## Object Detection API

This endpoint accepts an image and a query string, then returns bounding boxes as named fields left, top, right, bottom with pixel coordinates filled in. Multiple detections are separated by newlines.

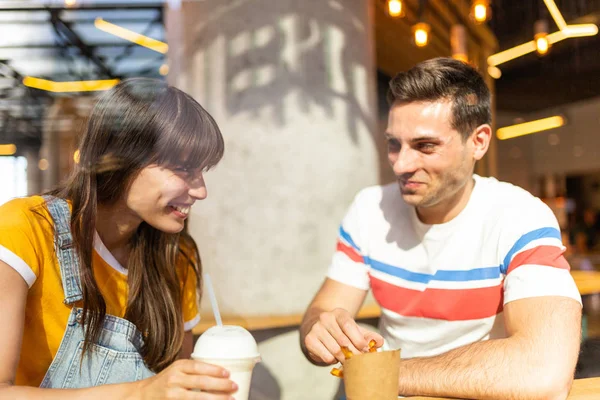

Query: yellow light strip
left=0, top=144, right=17, bottom=156
left=488, top=0, right=597, bottom=67
left=488, top=30, right=567, bottom=66
left=487, top=65, right=502, bottom=79
left=94, top=18, right=168, bottom=54
left=23, top=77, right=119, bottom=92
left=563, top=24, right=599, bottom=38
left=543, top=0, right=567, bottom=30
left=497, top=116, right=565, bottom=140
left=546, top=30, right=567, bottom=43
left=487, top=41, right=537, bottom=66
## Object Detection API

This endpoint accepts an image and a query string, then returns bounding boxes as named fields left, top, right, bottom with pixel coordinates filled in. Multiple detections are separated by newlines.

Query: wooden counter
left=571, top=270, right=600, bottom=296
left=192, top=303, right=382, bottom=335
left=406, top=377, right=600, bottom=399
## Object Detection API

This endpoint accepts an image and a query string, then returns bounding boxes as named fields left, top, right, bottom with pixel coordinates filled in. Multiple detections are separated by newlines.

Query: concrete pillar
left=40, top=97, right=88, bottom=192
left=24, top=148, right=41, bottom=195
left=166, top=0, right=379, bottom=317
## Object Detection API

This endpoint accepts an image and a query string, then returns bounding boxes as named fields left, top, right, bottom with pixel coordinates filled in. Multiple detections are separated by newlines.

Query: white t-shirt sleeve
left=499, top=197, right=581, bottom=305
left=326, top=190, right=371, bottom=291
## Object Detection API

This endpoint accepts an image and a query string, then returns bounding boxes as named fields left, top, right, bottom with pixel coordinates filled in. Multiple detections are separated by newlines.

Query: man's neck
left=416, top=177, right=475, bottom=225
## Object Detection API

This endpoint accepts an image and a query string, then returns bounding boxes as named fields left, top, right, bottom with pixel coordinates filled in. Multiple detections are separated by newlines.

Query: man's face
left=386, top=100, right=476, bottom=209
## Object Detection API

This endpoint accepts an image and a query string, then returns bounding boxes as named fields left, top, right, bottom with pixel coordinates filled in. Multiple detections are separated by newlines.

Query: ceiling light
left=543, top=0, right=567, bottom=30
left=388, top=0, right=404, bottom=17
left=95, top=18, right=168, bottom=54
left=562, top=24, right=599, bottom=38
left=487, top=30, right=566, bottom=66
left=451, top=25, right=468, bottom=63
left=471, top=0, right=490, bottom=24
left=487, top=65, right=502, bottom=79
left=412, top=22, right=430, bottom=47
left=159, top=64, right=169, bottom=76
left=534, top=20, right=551, bottom=56
left=0, top=144, right=16, bottom=156
left=497, top=116, right=565, bottom=140
left=23, top=77, right=119, bottom=92
left=38, top=158, right=49, bottom=171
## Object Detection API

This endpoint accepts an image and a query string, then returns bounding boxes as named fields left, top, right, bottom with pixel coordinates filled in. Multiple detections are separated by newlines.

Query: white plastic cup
left=191, top=325, right=261, bottom=400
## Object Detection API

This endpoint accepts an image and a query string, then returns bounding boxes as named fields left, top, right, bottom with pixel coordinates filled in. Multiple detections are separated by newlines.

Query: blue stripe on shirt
left=500, top=227, right=561, bottom=274
left=364, top=256, right=501, bottom=284
left=339, top=225, right=361, bottom=252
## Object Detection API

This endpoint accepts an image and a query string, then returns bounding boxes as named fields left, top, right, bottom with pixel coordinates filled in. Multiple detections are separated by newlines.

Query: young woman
left=0, top=79, right=238, bottom=399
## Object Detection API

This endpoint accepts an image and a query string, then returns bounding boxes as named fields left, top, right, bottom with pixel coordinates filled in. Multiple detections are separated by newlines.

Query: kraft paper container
left=343, top=349, right=401, bottom=400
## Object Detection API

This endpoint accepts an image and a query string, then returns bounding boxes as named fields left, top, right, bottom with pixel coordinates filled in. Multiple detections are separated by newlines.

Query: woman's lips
left=168, top=205, right=191, bottom=218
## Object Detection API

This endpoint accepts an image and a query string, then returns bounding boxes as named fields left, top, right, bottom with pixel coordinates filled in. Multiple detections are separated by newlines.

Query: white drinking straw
left=204, top=273, right=223, bottom=326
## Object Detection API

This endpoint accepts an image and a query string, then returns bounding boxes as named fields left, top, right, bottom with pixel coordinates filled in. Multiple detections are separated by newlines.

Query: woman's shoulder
left=0, top=195, right=49, bottom=225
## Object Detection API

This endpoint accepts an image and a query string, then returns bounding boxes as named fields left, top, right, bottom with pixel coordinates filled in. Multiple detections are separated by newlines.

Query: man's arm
left=300, top=278, right=382, bottom=366
left=396, top=296, right=581, bottom=400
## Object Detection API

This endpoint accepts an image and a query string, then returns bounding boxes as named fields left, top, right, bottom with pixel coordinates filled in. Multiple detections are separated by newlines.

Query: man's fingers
left=358, top=325, right=385, bottom=351
left=320, top=319, right=362, bottom=358
left=305, top=334, right=338, bottom=364
left=337, top=316, right=369, bottom=352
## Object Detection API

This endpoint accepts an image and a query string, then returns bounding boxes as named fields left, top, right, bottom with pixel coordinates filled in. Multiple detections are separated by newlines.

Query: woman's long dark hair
left=54, top=78, right=223, bottom=371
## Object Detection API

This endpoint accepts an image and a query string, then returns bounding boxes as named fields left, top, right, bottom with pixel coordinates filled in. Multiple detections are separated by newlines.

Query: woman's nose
left=188, top=173, right=207, bottom=200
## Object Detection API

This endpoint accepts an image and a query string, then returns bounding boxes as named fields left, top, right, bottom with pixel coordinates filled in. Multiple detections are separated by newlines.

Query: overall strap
left=42, top=195, right=83, bottom=304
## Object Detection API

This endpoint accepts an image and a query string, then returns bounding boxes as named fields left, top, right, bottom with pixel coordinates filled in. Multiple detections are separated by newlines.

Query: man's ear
left=471, top=124, right=492, bottom=161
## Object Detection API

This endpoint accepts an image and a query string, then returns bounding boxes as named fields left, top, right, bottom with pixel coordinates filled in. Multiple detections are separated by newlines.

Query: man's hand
left=303, top=308, right=384, bottom=365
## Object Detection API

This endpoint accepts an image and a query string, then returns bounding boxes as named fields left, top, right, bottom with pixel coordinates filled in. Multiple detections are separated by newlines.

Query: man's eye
left=387, top=140, right=400, bottom=150
left=418, top=143, right=435, bottom=151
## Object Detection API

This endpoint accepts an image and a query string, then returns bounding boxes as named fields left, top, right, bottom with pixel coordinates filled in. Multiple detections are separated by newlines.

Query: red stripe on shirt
left=336, top=241, right=363, bottom=263
left=369, top=275, right=503, bottom=321
left=507, top=245, right=570, bottom=275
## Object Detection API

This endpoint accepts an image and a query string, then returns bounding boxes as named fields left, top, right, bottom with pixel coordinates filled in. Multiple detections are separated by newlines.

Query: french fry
left=340, top=346, right=353, bottom=359
left=368, top=339, right=377, bottom=352
left=330, top=367, right=344, bottom=378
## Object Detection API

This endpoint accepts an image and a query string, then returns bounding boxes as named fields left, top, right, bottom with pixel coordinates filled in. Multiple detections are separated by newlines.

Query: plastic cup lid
left=191, top=325, right=260, bottom=360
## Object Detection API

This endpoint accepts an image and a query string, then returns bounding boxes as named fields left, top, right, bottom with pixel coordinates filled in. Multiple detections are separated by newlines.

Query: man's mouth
left=400, top=180, right=424, bottom=189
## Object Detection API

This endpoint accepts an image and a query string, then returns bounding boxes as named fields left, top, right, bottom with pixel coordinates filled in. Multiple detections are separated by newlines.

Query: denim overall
left=39, top=195, right=154, bottom=388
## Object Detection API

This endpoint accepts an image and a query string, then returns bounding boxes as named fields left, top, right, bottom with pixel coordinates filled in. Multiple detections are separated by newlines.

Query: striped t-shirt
left=327, top=175, right=581, bottom=359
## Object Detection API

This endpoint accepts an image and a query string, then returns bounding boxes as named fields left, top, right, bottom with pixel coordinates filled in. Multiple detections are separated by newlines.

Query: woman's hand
left=135, top=359, right=237, bottom=399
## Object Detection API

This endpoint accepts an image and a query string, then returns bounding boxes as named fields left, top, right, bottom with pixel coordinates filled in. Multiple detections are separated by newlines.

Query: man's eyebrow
left=410, top=136, right=440, bottom=143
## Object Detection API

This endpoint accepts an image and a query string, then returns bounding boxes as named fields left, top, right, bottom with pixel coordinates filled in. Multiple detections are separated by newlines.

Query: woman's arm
left=0, top=261, right=235, bottom=400
left=0, top=260, right=28, bottom=388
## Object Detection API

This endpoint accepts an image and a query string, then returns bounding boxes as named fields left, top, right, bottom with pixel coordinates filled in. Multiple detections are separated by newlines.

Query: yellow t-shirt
left=0, top=196, right=200, bottom=386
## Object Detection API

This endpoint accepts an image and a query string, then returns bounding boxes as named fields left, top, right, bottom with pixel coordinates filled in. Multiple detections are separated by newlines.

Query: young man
left=300, top=57, right=582, bottom=400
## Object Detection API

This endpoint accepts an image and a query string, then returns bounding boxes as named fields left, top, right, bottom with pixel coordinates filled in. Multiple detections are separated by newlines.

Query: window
left=0, top=156, right=27, bottom=206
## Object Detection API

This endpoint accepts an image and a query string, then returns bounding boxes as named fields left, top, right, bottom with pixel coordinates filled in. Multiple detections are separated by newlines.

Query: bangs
left=152, top=89, right=224, bottom=171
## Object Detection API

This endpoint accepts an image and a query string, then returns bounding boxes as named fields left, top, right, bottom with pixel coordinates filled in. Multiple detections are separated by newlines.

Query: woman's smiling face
left=124, top=164, right=207, bottom=234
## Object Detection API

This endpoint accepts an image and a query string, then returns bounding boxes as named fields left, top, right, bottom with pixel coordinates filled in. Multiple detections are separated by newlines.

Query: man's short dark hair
left=387, top=57, right=491, bottom=140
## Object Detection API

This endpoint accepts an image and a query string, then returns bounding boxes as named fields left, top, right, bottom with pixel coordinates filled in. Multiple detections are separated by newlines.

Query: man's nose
left=392, top=148, right=419, bottom=176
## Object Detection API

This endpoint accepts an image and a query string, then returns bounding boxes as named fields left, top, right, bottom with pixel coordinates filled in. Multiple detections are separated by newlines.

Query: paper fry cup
left=343, top=349, right=401, bottom=400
